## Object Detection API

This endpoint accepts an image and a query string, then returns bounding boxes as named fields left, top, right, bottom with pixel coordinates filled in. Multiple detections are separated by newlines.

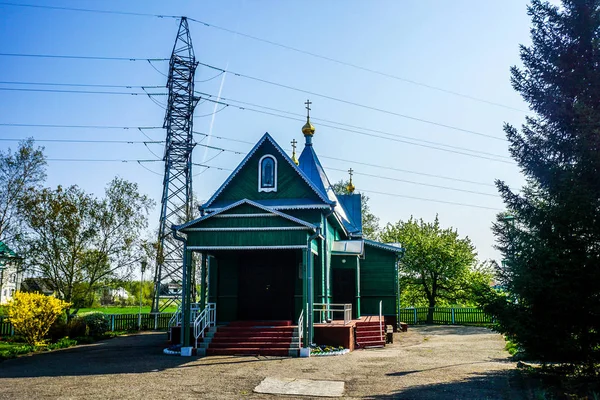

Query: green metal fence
left=0, top=316, right=14, bottom=336
left=0, top=313, right=175, bottom=337
left=399, top=307, right=493, bottom=325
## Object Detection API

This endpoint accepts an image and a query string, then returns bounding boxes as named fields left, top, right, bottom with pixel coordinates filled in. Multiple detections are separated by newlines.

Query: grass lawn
left=77, top=306, right=178, bottom=314
left=0, top=342, right=26, bottom=351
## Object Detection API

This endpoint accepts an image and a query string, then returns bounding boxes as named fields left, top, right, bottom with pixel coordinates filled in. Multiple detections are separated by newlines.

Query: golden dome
left=346, top=168, right=355, bottom=193
left=346, top=181, right=355, bottom=193
left=302, top=119, right=315, bottom=136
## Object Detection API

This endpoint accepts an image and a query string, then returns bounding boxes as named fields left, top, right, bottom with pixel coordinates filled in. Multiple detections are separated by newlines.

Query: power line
left=0, top=87, right=167, bottom=96
left=359, top=189, right=501, bottom=211
left=0, top=80, right=164, bottom=89
left=193, top=130, right=499, bottom=187
left=0, top=123, right=500, bottom=187
left=42, top=157, right=500, bottom=211
left=0, top=2, right=524, bottom=112
left=198, top=91, right=512, bottom=160
left=198, top=97, right=514, bottom=163
left=46, top=158, right=161, bottom=162
left=197, top=62, right=508, bottom=142
left=0, top=137, right=162, bottom=144
left=319, top=154, right=496, bottom=188
left=0, top=2, right=178, bottom=19
left=186, top=19, right=526, bottom=113
left=0, top=80, right=511, bottom=160
left=325, top=167, right=497, bottom=198
left=0, top=52, right=168, bottom=62
left=0, top=123, right=162, bottom=130
left=1, top=77, right=510, bottom=158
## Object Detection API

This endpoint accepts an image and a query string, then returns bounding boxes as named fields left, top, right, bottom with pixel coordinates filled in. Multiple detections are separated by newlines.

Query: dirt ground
left=0, top=325, right=524, bottom=399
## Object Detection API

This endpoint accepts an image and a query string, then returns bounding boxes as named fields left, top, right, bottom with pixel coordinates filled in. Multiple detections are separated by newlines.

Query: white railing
left=297, top=308, right=304, bottom=349
left=193, top=303, right=216, bottom=348
left=169, top=302, right=202, bottom=327
left=379, top=300, right=384, bottom=341
left=313, top=303, right=352, bottom=325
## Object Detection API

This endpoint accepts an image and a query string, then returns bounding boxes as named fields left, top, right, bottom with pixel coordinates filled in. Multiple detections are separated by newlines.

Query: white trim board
left=187, top=245, right=308, bottom=251
left=184, top=226, right=311, bottom=232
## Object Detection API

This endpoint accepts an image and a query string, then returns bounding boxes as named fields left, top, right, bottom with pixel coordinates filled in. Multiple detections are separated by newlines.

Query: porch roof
left=364, top=239, right=404, bottom=254
left=331, top=240, right=364, bottom=255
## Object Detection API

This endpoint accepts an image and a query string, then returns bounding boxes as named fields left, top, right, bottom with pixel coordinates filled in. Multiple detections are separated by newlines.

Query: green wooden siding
left=331, top=255, right=357, bottom=270
left=215, top=254, right=238, bottom=322
left=360, top=245, right=398, bottom=316
left=221, top=203, right=270, bottom=214
left=212, top=140, right=323, bottom=204
left=285, top=209, right=323, bottom=225
left=187, top=230, right=310, bottom=247
left=186, top=215, right=304, bottom=229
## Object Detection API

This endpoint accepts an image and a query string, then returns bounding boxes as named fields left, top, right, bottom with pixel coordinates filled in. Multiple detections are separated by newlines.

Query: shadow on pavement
left=412, top=325, right=495, bottom=336
left=0, top=332, right=192, bottom=378
left=0, top=332, right=293, bottom=379
left=386, top=360, right=512, bottom=377
left=368, top=369, right=527, bottom=400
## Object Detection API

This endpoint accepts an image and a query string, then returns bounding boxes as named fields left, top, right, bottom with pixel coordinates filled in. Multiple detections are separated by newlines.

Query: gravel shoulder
left=0, top=325, right=523, bottom=399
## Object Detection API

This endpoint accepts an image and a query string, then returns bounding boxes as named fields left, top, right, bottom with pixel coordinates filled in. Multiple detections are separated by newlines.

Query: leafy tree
left=380, top=216, right=478, bottom=322
left=0, top=138, right=46, bottom=246
left=332, top=180, right=380, bottom=239
left=19, top=178, right=154, bottom=313
left=480, top=0, right=600, bottom=370
left=7, top=291, right=70, bottom=345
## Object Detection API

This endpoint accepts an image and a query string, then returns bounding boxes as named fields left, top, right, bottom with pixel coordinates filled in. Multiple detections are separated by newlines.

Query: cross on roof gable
left=201, top=133, right=334, bottom=209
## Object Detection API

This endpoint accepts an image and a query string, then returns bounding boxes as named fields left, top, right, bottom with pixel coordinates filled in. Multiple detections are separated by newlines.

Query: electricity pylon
left=151, top=17, right=199, bottom=312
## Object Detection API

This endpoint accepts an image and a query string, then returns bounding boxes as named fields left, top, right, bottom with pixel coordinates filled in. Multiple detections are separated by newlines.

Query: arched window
left=258, top=155, right=277, bottom=192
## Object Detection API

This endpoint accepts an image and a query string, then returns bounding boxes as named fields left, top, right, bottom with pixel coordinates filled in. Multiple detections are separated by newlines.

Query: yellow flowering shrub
left=6, top=292, right=71, bottom=346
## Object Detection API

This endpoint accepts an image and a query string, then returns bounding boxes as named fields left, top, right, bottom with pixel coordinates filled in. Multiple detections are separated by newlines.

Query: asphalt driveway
left=0, top=326, right=523, bottom=399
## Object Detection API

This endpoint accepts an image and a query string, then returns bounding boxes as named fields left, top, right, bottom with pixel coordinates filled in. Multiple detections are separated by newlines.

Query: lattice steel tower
left=152, top=17, right=199, bottom=312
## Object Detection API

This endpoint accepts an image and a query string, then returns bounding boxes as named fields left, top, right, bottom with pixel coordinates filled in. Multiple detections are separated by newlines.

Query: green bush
left=47, top=318, right=69, bottom=342
left=79, top=312, right=110, bottom=337
left=47, top=337, right=77, bottom=350
left=67, top=318, right=88, bottom=338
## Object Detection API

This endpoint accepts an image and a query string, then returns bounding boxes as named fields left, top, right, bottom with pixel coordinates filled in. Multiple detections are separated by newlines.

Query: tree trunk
left=427, top=297, right=435, bottom=324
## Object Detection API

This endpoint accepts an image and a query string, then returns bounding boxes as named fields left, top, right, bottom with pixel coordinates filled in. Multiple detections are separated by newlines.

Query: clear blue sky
left=0, top=0, right=534, bottom=262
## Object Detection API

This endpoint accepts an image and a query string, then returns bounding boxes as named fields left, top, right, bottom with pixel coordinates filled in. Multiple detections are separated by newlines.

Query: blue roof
left=364, top=239, right=404, bottom=254
left=298, top=143, right=352, bottom=229
left=337, top=194, right=362, bottom=234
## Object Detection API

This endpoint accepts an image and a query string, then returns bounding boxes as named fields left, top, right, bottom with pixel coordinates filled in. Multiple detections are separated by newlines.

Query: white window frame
left=258, top=154, right=277, bottom=192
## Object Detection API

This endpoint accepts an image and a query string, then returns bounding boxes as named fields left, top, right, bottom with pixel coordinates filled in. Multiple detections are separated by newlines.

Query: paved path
left=0, top=326, right=524, bottom=399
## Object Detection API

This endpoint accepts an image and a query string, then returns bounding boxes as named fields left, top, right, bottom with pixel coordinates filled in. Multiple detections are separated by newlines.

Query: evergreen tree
left=483, top=0, right=600, bottom=370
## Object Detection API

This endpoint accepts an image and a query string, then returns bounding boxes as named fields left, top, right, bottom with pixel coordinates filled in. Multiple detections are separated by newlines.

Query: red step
left=355, top=320, right=385, bottom=349
left=211, top=337, right=293, bottom=343
left=356, top=326, right=381, bottom=332
left=206, top=348, right=294, bottom=356
left=227, top=320, right=292, bottom=327
left=209, top=342, right=292, bottom=349
left=202, top=321, right=297, bottom=357
left=358, top=340, right=386, bottom=348
left=217, top=326, right=295, bottom=333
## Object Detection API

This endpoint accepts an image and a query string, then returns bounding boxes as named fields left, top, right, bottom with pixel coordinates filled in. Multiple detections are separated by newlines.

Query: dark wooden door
left=332, top=268, right=357, bottom=319
left=237, top=252, right=295, bottom=320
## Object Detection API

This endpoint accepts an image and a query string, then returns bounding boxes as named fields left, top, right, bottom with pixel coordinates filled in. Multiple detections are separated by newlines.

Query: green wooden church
left=172, top=104, right=402, bottom=355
